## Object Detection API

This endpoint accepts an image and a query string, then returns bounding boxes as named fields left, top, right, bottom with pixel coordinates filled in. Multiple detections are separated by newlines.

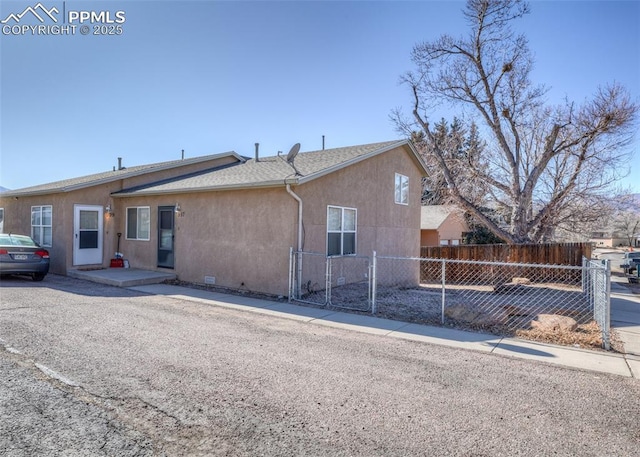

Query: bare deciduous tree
left=393, top=0, right=638, bottom=244
left=616, top=212, right=640, bottom=248
left=613, top=195, right=640, bottom=247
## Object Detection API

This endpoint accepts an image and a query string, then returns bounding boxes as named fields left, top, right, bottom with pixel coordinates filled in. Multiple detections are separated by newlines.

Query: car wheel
left=32, top=273, right=46, bottom=282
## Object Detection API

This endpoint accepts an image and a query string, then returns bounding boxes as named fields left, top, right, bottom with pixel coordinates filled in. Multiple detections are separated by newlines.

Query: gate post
left=325, top=256, right=331, bottom=306
left=288, top=247, right=294, bottom=302
left=441, top=259, right=446, bottom=324
left=603, top=259, right=611, bottom=350
left=371, top=251, right=377, bottom=315
left=581, top=256, right=587, bottom=295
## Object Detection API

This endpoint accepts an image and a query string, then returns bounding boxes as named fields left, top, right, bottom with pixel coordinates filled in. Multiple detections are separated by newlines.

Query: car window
left=0, top=235, right=37, bottom=247
left=12, top=236, right=36, bottom=246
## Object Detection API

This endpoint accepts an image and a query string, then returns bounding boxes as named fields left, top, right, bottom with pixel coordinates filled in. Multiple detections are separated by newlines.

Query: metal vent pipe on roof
left=322, top=135, right=325, bottom=150
left=255, top=143, right=259, bottom=162
left=117, top=157, right=123, bottom=170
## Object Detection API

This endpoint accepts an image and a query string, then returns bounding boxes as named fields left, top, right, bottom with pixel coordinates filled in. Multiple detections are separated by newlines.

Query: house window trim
left=31, top=205, right=53, bottom=247
left=327, top=205, right=357, bottom=257
left=126, top=206, right=151, bottom=241
left=395, top=173, right=409, bottom=205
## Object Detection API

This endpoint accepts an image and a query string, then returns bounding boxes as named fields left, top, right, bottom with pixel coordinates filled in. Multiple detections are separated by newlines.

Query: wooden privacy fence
left=420, top=243, right=593, bottom=284
left=421, top=243, right=592, bottom=265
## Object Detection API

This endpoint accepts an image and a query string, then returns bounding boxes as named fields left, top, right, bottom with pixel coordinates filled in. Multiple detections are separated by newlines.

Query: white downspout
left=286, top=184, right=303, bottom=298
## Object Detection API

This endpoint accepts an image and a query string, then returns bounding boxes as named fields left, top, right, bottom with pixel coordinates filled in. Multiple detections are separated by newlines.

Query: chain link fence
left=289, top=250, right=611, bottom=348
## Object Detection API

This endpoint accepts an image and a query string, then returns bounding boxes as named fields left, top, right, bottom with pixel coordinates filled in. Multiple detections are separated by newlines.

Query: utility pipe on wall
left=286, top=184, right=303, bottom=298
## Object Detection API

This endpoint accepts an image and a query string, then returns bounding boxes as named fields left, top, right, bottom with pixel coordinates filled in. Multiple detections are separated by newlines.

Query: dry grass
left=515, top=321, right=603, bottom=350
left=515, top=321, right=626, bottom=353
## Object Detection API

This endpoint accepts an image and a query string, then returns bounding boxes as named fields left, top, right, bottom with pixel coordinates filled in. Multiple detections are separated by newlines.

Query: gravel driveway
left=1, top=274, right=639, bottom=456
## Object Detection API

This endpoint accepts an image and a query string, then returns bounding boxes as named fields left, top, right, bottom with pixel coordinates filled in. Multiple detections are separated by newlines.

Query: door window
left=79, top=210, right=99, bottom=249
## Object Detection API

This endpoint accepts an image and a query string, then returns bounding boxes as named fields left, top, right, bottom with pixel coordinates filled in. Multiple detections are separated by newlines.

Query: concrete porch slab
left=68, top=268, right=176, bottom=287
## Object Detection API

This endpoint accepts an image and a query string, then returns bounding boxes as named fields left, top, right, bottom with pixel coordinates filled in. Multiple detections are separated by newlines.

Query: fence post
left=581, top=256, right=586, bottom=295
left=591, top=261, right=598, bottom=313
left=325, top=256, right=331, bottom=306
left=441, top=259, right=446, bottom=324
left=288, top=247, right=294, bottom=302
left=371, top=251, right=377, bottom=315
left=603, top=259, right=611, bottom=351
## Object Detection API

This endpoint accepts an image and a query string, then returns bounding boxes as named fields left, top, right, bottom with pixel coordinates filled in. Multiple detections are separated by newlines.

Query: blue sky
left=1, top=0, right=639, bottom=192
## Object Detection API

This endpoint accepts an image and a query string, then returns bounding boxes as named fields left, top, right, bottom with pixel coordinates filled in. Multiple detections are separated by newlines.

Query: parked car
left=619, top=252, right=640, bottom=270
left=0, top=234, right=50, bottom=281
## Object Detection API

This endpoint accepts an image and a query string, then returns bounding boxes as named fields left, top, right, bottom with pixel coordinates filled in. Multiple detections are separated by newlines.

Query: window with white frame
left=31, top=205, right=52, bottom=246
left=395, top=173, right=409, bottom=205
left=327, top=206, right=357, bottom=256
left=126, top=207, right=150, bottom=240
left=0, top=208, right=4, bottom=233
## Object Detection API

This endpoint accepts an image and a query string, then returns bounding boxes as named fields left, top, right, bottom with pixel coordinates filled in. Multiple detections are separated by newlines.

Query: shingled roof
left=2, top=152, right=243, bottom=198
left=2, top=140, right=424, bottom=199
left=113, top=140, right=424, bottom=196
left=421, top=205, right=464, bottom=230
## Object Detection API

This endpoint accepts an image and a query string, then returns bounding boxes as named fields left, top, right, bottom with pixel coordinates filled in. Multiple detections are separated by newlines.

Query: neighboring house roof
left=421, top=205, right=465, bottom=230
left=113, top=140, right=425, bottom=197
left=590, top=233, right=627, bottom=239
left=1, top=152, right=244, bottom=197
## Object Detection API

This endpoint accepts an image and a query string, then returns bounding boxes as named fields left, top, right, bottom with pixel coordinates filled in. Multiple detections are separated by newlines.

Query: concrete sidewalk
left=129, top=283, right=640, bottom=379
left=610, top=279, right=640, bottom=364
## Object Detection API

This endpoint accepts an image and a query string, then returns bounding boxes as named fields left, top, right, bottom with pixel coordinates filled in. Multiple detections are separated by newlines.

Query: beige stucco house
left=0, top=140, right=427, bottom=296
left=589, top=232, right=633, bottom=248
left=420, top=205, right=468, bottom=246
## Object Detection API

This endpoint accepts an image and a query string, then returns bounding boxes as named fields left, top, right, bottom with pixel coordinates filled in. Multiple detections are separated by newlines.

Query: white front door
left=73, top=205, right=103, bottom=266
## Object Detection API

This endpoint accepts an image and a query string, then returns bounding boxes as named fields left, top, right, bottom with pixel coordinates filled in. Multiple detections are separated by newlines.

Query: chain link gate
left=289, top=249, right=372, bottom=311
left=583, top=257, right=611, bottom=350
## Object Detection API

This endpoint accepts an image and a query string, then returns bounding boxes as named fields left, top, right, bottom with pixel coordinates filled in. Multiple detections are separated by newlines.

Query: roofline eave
left=111, top=178, right=300, bottom=197
left=296, top=139, right=427, bottom=185
left=1, top=151, right=244, bottom=198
